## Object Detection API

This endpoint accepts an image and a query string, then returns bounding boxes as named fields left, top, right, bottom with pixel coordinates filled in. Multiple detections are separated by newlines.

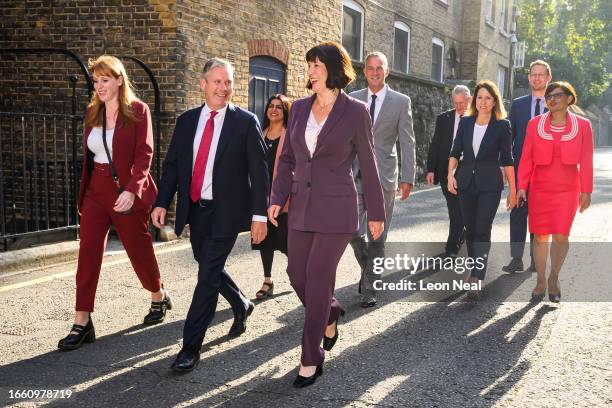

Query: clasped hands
left=448, top=176, right=517, bottom=211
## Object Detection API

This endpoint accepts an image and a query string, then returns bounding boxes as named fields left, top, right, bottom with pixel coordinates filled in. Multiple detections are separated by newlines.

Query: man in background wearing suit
left=502, top=60, right=551, bottom=273
left=151, top=57, right=269, bottom=372
left=426, top=85, right=471, bottom=256
left=349, top=51, right=416, bottom=308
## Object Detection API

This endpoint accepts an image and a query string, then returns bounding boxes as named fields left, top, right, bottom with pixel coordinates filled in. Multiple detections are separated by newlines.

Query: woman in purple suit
left=268, top=42, right=385, bottom=388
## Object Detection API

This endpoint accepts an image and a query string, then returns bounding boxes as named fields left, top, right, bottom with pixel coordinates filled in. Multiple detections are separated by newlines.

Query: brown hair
left=545, top=81, right=577, bottom=106
left=305, top=42, right=356, bottom=90
left=529, top=59, right=552, bottom=76
left=467, top=80, right=507, bottom=120
left=85, top=55, right=140, bottom=128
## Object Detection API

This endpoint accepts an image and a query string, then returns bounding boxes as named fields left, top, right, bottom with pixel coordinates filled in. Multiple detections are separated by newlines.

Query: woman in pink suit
left=517, top=81, right=593, bottom=303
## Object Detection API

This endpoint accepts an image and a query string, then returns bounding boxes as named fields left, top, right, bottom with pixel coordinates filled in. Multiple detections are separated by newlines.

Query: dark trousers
left=182, top=203, right=248, bottom=352
left=458, top=183, right=502, bottom=280
left=440, top=178, right=465, bottom=255
left=510, top=164, right=534, bottom=260
left=288, top=228, right=352, bottom=366
left=76, top=164, right=161, bottom=312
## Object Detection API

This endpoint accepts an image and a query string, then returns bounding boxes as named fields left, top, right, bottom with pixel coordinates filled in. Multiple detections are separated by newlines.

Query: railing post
left=70, top=75, right=80, bottom=240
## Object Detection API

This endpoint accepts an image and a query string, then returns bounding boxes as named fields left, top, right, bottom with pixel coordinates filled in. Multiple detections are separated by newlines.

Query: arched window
left=393, top=21, right=410, bottom=73
left=342, top=0, right=364, bottom=61
left=431, top=37, right=445, bottom=82
left=248, top=56, right=286, bottom=125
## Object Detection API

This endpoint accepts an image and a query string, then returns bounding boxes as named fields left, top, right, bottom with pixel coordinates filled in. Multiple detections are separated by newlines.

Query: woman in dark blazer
left=268, top=42, right=385, bottom=387
left=447, top=80, right=516, bottom=299
left=58, top=55, right=170, bottom=351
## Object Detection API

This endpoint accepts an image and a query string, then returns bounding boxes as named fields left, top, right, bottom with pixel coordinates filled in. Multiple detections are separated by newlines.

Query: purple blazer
left=271, top=91, right=385, bottom=233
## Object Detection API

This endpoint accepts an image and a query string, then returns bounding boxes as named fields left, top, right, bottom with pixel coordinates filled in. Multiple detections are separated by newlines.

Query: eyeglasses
left=544, top=92, right=567, bottom=101
left=268, top=104, right=283, bottom=110
left=529, top=73, right=549, bottom=78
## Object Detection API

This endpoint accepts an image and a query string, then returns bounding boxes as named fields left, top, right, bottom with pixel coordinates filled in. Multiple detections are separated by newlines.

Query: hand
left=251, top=221, right=267, bottom=244
left=151, top=207, right=167, bottom=229
left=579, top=192, right=591, bottom=213
left=399, top=183, right=413, bottom=201
left=506, top=190, right=517, bottom=211
left=267, top=205, right=281, bottom=227
left=501, top=167, right=507, bottom=185
left=517, top=189, right=527, bottom=207
left=114, top=190, right=135, bottom=213
left=447, top=176, right=458, bottom=195
left=368, top=221, right=385, bottom=241
left=426, top=172, right=434, bottom=185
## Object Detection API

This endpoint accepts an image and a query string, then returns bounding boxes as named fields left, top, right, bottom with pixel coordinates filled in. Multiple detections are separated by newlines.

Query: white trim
left=342, top=0, right=364, bottom=61
left=537, top=112, right=579, bottom=141
left=431, top=37, right=445, bottom=82
left=392, top=21, right=411, bottom=73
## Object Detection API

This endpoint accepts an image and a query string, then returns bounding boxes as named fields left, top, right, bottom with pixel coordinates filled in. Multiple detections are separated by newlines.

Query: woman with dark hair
left=268, top=42, right=385, bottom=387
left=58, top=55, right=170, bottom=351
left=517, top=81, right=593, bottom=303
left=252, top=94, right=291, bottom=300
left=447, top=80, right=516, bottom=299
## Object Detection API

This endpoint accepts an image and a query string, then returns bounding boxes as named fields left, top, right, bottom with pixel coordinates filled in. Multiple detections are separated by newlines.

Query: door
left=248, top=56, right=286, bottom=124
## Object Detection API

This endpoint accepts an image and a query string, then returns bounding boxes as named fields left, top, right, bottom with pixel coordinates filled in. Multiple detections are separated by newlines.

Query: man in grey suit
left=349, top=51, right=416, bottom=308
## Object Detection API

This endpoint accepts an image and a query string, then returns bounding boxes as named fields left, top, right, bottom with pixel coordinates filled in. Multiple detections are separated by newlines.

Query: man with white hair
left=426, top=85, right=472, bottom=256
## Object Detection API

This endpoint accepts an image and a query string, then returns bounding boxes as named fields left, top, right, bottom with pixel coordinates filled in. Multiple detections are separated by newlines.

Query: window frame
left=431, top=37, right=445, bottom=82
left=392, top=21, right=411, bottom=74
left=342, top=0, right=365, bottom=61
left=498, top=65, right=507, bottom=98
left=485, top=0, right=495, bottom=25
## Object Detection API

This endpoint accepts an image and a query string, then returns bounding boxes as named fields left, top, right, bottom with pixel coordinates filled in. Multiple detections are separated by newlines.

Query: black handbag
left=101, top=105, right=132, bottom=214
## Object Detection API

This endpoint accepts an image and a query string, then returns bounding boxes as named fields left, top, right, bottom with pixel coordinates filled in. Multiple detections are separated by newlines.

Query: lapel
left=374, top=87, right=394, bottom=132
left=475, top=116, right=497, bottom=160
left=314, top=91, right=348, bottom=155
left=292, top=95, right=314, bottom=156
left=444, top=110, right=456, bottom=146
left=187, top=105, right=205, bottom=172
left=213, top=103, right=236, bottom=167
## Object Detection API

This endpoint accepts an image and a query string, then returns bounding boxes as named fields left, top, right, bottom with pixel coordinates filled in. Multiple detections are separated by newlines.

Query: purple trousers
left=287, top=228, right=352, bottom=366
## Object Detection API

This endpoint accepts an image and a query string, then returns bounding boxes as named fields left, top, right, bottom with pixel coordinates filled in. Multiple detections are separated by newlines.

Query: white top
left=192, top=103, right=266, bottom=222
left=472, top=124, right=488, bottom=157
left=87, top=127, right=115, bottom=163
left=305, top=111, right=327, bottom=157
left=367, top=84, right=388, bottom=125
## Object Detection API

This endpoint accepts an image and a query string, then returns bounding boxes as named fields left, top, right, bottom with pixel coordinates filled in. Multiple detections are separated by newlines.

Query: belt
left=193, top=199, right=214, bottom=208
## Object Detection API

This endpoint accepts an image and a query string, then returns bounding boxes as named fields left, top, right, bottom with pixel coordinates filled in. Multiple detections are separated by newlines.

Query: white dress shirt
left=87, top=127, right=114, bottom=163
left=305, top=110, right=326, bottom=157
left=193, top=103, right=266, bottom=222
left=472, top=124, right=488, bottom=157
left=367, top=84, right=388, bottom=125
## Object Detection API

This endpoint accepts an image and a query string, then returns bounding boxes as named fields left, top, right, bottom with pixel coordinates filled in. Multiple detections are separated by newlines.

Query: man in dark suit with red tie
left=502, top=60, right=551, bottom=273
left=426, top=85, right=471, bottom=256
left=152, top=57, right=269, bottom=372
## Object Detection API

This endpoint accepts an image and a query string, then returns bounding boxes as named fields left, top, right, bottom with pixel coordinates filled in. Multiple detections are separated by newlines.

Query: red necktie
left=190, top=110, right=217, bottom=202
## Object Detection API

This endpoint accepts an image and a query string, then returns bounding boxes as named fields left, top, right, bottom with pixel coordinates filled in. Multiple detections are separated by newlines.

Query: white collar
left=367, top=84, right=388, bottom=101
left=537, top=111, right=579, bottom=141
left=203, top=103, right=229, bottom=117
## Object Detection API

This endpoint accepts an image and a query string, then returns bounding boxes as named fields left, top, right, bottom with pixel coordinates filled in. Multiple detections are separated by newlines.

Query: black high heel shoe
left=548, top=281, right=561, bottom=303
left=323, top=310, right=345, bottom=351
left=293, top=364, right=323, bottom=388
left=144, top=286, right=173, bottom=325
left=58, top=316, right=95, bottom=351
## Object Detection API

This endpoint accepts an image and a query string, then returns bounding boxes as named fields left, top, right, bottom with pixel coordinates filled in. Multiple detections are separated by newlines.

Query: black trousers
left=459, top=183, right=502, bottom=280
left=183, top=203, right=247, bottom=352
left=509, top=164, right=534, bottom=260
left=440, top=178, right=465, bottom=255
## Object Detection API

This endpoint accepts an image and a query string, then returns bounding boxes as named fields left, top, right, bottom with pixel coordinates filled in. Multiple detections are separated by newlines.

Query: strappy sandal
left=143, top=287, right=173, bottom=325
left=255, top=282, right=274, bottom=300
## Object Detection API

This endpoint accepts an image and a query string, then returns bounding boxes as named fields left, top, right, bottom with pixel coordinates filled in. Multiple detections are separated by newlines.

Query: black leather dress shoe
left=502, top=257, right=524, bottom=273
left=171, top=349, right=200, bottom=373
left=293, top=364, right=323, bottom=388
left=228, top=302, right=254, bottom=337
left=58, top=317, right=95, bottom=351
left=360, top=298, right=377, bottom=308
left=143, top=287, right=173, bottom=325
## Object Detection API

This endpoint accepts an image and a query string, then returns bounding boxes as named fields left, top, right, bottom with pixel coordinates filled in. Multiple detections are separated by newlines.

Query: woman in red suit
left=58, top=55, right=171, bottom=351
left=517, top=81, right=593, bottom=303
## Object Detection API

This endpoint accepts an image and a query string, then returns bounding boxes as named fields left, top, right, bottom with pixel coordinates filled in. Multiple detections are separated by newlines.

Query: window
left=342, top=0, right=364, bottom=61
left=431, top=37, right=444, bottom=82
left=500, top=0, right=509, bottom=32
left=498, top=65, right=507, bottom=98
left=485, top=0, right=494, bottom=24
left=393, top=22, right=410, bottom=73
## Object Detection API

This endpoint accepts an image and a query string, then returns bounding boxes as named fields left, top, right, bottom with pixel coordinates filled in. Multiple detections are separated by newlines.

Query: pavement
left=0, top=148, right=611, bottom=407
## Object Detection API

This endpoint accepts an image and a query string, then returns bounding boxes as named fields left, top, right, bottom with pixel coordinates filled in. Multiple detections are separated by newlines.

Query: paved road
left=1, top=149, right=611, bottom=407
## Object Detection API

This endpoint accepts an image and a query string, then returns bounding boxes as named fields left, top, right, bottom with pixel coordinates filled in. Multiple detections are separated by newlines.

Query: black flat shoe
left=293, top=364, right=323, bottom=388
left=323, top=310, right=345, bottom=351
left=171, top=349, right=200, bottom=373
left=144, top=287, right=173, bottom=325
left=58, top=317, right=95, bottom=351
left=549, top=289, right=561, bottom=303
left=360, top=298, right=377, bottom=308
left=502, top=257, right=524, bottom=273
left=228, top=301, right=254, bottom=337
left=530, top=290, right=546, bottom=303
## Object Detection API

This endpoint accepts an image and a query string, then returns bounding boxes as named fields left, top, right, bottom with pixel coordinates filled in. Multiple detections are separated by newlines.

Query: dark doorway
left=248, top=56, right=286, bottom=124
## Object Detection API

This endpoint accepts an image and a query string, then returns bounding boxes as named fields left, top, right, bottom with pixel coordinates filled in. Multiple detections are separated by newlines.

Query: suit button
left=472, top=170, right=475, bottom=174
left=307, top=182, right=311, bottom=187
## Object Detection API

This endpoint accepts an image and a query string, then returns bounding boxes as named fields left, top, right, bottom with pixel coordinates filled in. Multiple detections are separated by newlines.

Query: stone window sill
left=485, top=20, right=496, bottom=30
left=434, top=0, right=449, bottom=9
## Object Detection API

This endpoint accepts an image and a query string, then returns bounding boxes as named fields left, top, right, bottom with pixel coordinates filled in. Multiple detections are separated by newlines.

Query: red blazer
left=518, top=111, right=593, bottom=193
left=78, top=100, right=158, bottom=212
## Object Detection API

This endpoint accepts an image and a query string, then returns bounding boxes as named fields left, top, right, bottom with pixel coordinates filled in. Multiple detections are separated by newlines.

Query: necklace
left=315, top=90, right=339, bottom=110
